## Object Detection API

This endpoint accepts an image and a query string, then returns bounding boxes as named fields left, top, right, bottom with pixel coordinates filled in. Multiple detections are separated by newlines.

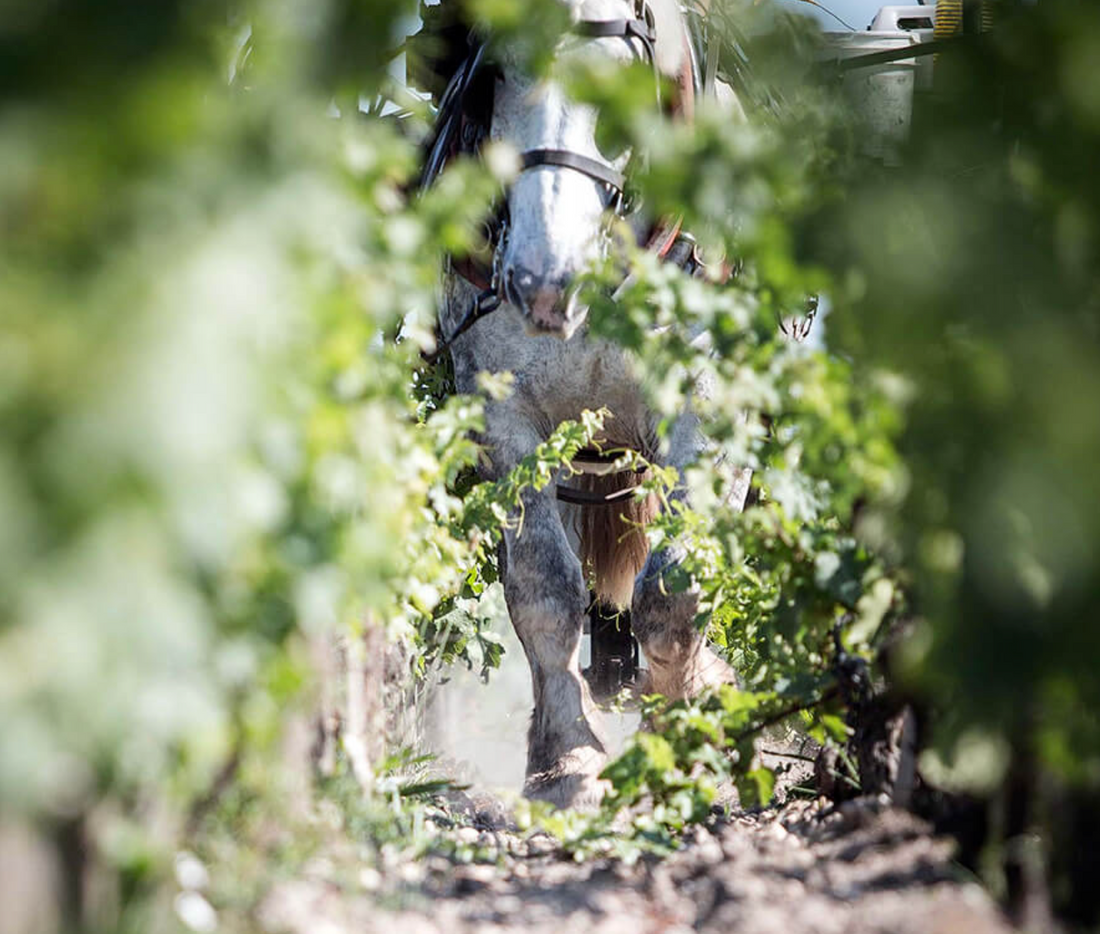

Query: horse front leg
left=631, top=544, right=736, bottom=699
left=502, top=486, right=609, bottom=808
left=631, top=414, right=742, bottom=700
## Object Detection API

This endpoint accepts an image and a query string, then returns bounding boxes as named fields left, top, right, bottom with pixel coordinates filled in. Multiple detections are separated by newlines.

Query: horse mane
left=405, top=2, right=475, bottom=105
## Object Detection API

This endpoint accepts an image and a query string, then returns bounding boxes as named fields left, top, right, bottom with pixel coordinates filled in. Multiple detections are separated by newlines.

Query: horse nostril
left=504, top=265, right=538, bottom=314
left=514, top=269, right=537, bottom=296
left=503, top=263, right=575, bottom=331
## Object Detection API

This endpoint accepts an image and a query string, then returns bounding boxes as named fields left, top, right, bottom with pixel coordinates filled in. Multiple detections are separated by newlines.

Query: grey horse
left=438, top=0, right=743, bottom=808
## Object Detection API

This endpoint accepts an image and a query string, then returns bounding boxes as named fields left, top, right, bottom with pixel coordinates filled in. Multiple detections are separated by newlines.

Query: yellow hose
left=935, top=0, right=964, bottom=38
left=981, top=0, right=997, bottom=32
left=936, top=0, right=997, bottom=38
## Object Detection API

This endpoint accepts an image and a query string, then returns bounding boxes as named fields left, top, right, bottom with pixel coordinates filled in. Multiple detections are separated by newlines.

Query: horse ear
left=406, top=1, right=476, bottom=105
left=649, top=0, right=687, bottom=78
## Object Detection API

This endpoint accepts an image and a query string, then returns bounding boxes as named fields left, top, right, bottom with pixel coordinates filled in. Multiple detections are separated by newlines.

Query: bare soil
left=256, top=795, right=1014, bottom=934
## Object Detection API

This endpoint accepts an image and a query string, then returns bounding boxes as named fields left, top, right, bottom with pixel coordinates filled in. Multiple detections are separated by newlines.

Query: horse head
left=490, top=0, right=688, bottom=339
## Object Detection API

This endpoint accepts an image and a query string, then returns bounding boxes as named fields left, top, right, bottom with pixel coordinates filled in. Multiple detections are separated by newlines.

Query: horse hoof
left=523, top=769, right=610, bottom=811
left=645, top=646, right=739, bottom=700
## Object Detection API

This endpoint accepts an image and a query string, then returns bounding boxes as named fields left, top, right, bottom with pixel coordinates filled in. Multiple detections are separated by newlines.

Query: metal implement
left=817, top=34, right=971, bottom=77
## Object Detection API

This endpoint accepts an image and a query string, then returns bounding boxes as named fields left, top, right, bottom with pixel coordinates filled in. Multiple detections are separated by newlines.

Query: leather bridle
left=420, top=0, right=703, bottom=359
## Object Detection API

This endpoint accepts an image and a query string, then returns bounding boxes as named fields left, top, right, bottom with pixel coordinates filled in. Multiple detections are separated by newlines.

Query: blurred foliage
left=516, top=684, right=848, bottom=862
left=0, top=0, right=547, bottom=926
left=0, top=0, right=902, bottom=924
left=5, top=0, right=1099, bottom=927
left=812, top=0, right=1100, bottom=919
left=822, top=0, right=1100, bottom=783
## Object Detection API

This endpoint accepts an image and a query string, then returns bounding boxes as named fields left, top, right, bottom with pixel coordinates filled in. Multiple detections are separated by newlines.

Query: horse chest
left=449, top=305, right=651, bottom=448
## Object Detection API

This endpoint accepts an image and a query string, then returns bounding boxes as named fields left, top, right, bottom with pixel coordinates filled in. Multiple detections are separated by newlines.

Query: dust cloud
left=424, top=585, right=640, bottom=794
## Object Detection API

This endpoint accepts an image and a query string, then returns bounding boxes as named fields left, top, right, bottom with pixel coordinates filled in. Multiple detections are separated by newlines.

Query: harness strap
left=571, top=448, right=648, bottom=474
left=555, top=483, right=641, bottom=506
left=575, top=17, right=656, bottom=44
left=422, top=283, right=500, bottom=365
left=575, top=17, right=657, bottom=70
left=521, top=149, right=627, bottom=193
left=449, top=254, right=493, bottom=293
left=646, top=217, right=684, bottom=259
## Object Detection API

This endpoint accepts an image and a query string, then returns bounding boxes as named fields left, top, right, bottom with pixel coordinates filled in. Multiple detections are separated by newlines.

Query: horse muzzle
left=504, top=264, right=587, bottom=339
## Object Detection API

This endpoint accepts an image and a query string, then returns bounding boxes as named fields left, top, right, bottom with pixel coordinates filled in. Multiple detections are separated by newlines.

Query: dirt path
left=256, top=796, right=1013, bottom=934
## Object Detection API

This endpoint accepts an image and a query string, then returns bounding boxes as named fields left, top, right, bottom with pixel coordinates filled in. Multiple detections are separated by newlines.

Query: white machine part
left=870, top=5, right=936, bottom=40
left=822, top=30, right=919, bottom=165
left=870, top=4, right=937, bottom=88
